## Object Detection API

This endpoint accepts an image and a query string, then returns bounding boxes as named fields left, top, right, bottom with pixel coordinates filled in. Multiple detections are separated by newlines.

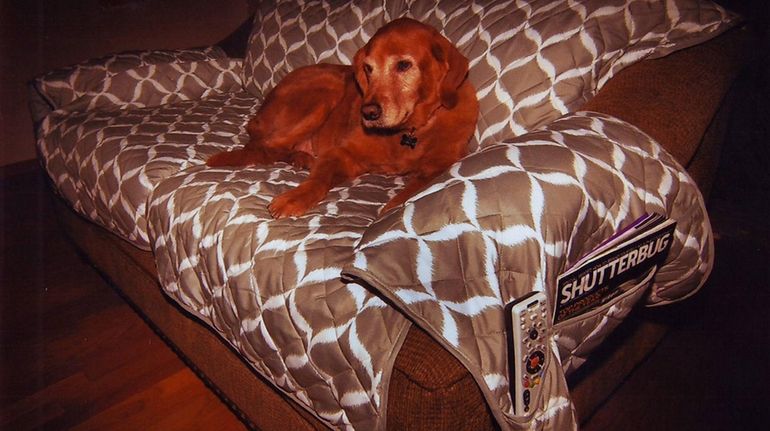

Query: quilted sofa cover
left=33, top=1, right=736, bottom=429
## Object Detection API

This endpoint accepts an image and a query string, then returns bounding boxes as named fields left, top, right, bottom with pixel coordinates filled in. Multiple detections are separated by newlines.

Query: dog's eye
left=396, top=60, right=412, bottom=72
left=363, top=64, right=373, bottom=75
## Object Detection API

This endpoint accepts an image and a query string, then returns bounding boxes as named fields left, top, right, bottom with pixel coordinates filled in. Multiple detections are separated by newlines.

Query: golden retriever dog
left=207, top=18, right=479, bottom=218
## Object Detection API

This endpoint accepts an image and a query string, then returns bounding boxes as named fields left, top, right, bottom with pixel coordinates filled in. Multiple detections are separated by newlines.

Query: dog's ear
left=431, top=33, right=469, bottom=109
left=353, top=46, right=369, bottom=94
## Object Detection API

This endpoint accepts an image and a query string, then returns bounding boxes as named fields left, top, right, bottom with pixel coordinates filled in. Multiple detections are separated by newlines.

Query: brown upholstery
left=582, top=28, right=747, bottom=195
left=389, top=326, right=497, bottom=430
left=49, top=28, right=746, bottom=430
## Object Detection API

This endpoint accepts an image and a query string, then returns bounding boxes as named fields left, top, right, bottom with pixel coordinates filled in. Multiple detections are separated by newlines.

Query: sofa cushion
left=54, top=58, right=244, bottom=114
left=36, top=91, right=259, bottom=249
left=241, top=0, right=736, bottom=149
left=242, top=0, right=395, bottom=97
left=147, top=166, right=411, bottom=430
left=34, top=47, right=230, bottom=110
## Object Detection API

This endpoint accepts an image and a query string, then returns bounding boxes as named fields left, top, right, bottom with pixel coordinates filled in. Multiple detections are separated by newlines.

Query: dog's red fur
left=207, top=18, right=479, bottom=218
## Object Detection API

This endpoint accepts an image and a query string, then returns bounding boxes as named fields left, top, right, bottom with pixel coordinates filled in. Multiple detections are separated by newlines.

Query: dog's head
left=353, top=18, right=469, bottom=132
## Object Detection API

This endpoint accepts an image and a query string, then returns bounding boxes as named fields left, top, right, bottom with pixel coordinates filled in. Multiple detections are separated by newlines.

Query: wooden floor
left=0, top=164, right=247, bottom=430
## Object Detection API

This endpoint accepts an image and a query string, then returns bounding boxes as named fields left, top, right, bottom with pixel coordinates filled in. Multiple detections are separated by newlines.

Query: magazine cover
left=553, top=214, right=677, bottom=324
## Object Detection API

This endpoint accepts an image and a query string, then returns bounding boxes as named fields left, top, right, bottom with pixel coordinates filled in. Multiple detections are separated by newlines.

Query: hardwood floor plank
left=1, top=170, right=246, bottom=430
left=1, top=373, right=88, bottom=430
left=72, top=369, right=246, bottom=431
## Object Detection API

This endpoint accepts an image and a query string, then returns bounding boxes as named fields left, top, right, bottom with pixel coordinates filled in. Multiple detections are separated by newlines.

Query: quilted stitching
left=35, top=46, right=228, bottom=109
left=147, top=168, right=410, bottom=430
left=345, top=112, right=712, bottom=427
left=242, top=0, right=735, bottom=149
left=37, top=92, right=258, bottom=249
left=54, top=59, right=244, bottom=113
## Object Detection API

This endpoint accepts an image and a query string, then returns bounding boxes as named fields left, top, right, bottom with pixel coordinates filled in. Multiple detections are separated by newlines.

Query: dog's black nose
left=361, top=103, right=382, bottom=121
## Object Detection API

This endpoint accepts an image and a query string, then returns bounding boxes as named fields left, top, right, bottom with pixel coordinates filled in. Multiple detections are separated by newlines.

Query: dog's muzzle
left=361, top=103, right=382, bottom=121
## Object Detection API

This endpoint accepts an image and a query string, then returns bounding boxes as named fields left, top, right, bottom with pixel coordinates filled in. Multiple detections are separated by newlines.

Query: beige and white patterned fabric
left=37, top=90, right=258, bottom=249
left=33, top=1, right=735, bottom=429
left=34, top=46, right=230, bottom=110
left=242, top=0, right=736, bottom=149
left=146, top=112, right=712, bottom=430
left=53, top=58, right=243, bottom=113
left=148, top=168, right=411, bottom=430
left=344, top=112, right=713, bottom=428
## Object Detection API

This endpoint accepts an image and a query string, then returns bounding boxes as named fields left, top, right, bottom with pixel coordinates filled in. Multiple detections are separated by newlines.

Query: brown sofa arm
left=582, top=27, right=748, bottom=172
left=382, top=28, right=748, bottom=431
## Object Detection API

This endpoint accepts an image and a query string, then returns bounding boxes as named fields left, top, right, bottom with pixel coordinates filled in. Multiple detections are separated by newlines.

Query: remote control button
left=526, top=351, right=545, bottom=374
left=528, top=328, right=539, bottom=340
left=523, top=389, right=531, bottom=411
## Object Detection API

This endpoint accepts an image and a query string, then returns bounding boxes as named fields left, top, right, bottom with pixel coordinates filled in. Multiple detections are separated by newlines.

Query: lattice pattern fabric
left=148, top=168, right=411, bottom=430
left=37, top=91, right=258, bottom=249
left=242, top=0, right=735, bottom=149
left=53, top=58, right=243, bottom=113
left=34, top=46, right=229, bottom=110
left=344, top=112, right=712, bottom=428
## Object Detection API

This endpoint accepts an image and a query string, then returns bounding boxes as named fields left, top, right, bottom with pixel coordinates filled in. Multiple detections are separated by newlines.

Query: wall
left=0, top=0, right=251, bottom=167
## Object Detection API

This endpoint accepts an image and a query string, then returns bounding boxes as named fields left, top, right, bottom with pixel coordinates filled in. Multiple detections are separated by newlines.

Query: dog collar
left=401, top=128, right=418, bottom=149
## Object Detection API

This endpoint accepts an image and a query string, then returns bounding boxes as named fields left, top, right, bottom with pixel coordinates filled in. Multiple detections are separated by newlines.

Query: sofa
left=30, top=0, right=745, bottom=429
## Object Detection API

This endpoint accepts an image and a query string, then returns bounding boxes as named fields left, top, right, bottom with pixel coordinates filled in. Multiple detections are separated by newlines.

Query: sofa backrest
left=241, top=0, right=736, bottom=151
left=243, top=0, right=394, bottom=97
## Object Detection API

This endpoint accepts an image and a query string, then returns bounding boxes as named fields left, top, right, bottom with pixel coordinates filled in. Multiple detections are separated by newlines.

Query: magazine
left=552, top=213, right=677, bottom=324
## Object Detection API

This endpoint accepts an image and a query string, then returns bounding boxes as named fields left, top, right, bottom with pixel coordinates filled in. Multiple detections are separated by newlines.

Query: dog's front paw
left=207, top=149, right=244, bottom=167
left=287, top=152, right=315, bottom=170
left=268, top=190, right=316, bottom=219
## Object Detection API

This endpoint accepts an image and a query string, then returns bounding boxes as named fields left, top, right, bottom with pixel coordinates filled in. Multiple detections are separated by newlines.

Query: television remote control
left=506, top=291, right=549, bottom=415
